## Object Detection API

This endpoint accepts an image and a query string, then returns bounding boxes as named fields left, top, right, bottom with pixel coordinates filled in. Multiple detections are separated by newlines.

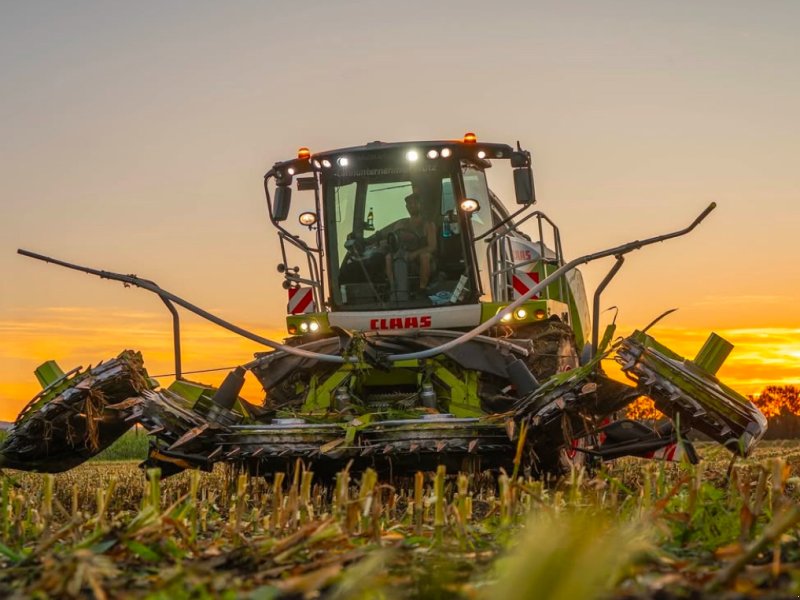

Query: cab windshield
left=323, top=158, right=482, bottom=310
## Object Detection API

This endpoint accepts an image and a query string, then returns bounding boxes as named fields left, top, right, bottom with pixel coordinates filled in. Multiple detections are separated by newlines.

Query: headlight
left=497, top=307, right=513, bottom=323
left=299, top=211, right=318, bottom=226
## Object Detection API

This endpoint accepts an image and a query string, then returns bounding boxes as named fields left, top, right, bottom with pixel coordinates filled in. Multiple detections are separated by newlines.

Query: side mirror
left=513, top=167, right=535, bottom=205
left=272, top=185, right=292, bottom=222
left=511, top=148, right=536, bottom=205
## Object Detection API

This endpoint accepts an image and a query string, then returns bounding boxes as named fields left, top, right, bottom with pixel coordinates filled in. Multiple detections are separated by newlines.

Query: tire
left=517, top=321, right=595, bottom=479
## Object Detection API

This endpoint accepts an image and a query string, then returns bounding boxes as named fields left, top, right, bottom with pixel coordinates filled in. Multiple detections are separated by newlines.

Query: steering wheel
left=388, top=228, right=424, bottom=253
left=345, top=234, right=366, bottom=255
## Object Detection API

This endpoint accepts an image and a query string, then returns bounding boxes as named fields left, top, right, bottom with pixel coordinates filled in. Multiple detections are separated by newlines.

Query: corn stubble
left=1, top=442, right=800, bottom=599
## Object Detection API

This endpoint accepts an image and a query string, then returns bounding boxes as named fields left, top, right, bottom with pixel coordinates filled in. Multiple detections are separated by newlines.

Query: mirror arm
left=475, top=203, right=534, bottom=242
left=263, top=173, right=319, bottom=253
left=263, top=172, right=283, bottom=230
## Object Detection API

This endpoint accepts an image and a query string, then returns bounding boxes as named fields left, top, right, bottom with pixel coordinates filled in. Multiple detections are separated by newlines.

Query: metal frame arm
left=388, top=203, right=716, bottom=361
left=17, top=249, right=349, bottom=364
left=591, top=256, right=625, bottom=358
left=159, top=296, right=182, bottom=379
left=17, top=202, right=715, bottom=367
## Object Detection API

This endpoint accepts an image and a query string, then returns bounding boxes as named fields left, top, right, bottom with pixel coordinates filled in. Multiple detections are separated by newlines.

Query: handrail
left=485, top=210, right=563, bottom=303
left=278, top=230, right=324, bottom=307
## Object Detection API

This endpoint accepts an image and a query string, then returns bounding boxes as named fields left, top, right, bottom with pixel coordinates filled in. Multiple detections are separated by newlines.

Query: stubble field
left=2, top=436, right=800, bottom=599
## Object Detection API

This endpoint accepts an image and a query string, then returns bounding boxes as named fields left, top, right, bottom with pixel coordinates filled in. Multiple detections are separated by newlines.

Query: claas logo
left=369, top=316, right=432, bottom=330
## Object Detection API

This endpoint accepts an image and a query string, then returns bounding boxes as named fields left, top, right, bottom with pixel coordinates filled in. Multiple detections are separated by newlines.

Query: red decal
left=513, top=249, right=532, bottom=261
left=368, top=315, right=433, bottom=330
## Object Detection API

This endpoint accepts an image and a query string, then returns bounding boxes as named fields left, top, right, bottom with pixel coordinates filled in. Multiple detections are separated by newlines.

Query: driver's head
left=404, top=193, right=421, bottom=217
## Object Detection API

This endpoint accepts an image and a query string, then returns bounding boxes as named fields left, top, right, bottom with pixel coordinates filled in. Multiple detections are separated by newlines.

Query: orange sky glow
left=1, top=306, right=797, bottom=421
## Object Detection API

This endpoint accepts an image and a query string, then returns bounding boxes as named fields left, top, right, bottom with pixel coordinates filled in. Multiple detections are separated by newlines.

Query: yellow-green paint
left=168, top=380, right=214, bottom=404
left=305, top=363, right=361, bottom=411
left=299, top=355, right=483, bottom=417
left=169, top=378, right=250, bottom=417
left=694, top=333, right=734, bottom=375
left=35, top=360, right=65, bottom=389
left=433, top=366, right=483, bottom=417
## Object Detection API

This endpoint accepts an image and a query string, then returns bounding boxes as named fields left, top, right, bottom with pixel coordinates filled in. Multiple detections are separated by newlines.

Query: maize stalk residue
left=2, top=439, right=800, bottom=598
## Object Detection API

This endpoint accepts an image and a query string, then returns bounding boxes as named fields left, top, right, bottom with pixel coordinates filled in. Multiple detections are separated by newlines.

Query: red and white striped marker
left=287, top=287, right=315, bottom=315
left=512, top=270, right=540, bottom=300
left=645, top=443, right=683, bottom=462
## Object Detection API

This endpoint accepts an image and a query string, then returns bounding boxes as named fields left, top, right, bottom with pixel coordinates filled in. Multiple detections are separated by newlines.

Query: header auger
left=2, top=134, right=767, bottom=478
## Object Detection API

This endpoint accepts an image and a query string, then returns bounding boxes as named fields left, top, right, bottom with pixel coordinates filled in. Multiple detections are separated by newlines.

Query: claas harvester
left=1, top=134, right=767, bottom=478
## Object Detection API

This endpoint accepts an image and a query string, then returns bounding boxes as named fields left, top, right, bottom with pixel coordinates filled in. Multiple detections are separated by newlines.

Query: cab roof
left=268, top=138, right=517, bottom=177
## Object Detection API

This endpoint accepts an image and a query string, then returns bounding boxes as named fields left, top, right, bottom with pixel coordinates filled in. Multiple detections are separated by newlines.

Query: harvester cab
left=266, top=134, right=589, bottom=353
left=1, top=134, right=768, bottom=479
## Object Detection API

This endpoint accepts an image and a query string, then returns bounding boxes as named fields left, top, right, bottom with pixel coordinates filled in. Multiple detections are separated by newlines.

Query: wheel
left=517, top=322, right=596, bottom=479
left=526, top=421, right=594, bottom=480
left=514, top=317, right=581, bottom=381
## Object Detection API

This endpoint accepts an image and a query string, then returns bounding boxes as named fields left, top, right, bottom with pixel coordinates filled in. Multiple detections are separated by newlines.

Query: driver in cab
left=381, top=193, right=437, bottom=292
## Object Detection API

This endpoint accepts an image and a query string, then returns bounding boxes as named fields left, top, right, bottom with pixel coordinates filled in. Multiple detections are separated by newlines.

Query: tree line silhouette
left=748, top=385, right=800, bottom=439
left=626, top=385, right=800, bottom=439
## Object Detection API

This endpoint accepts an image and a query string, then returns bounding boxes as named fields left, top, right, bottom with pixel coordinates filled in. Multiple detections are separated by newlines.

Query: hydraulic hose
left=17, top=202, right=715, bottom=366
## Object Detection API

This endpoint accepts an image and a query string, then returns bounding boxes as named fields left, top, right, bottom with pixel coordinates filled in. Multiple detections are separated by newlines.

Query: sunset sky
left=1, top=1, right=798, bottom=421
